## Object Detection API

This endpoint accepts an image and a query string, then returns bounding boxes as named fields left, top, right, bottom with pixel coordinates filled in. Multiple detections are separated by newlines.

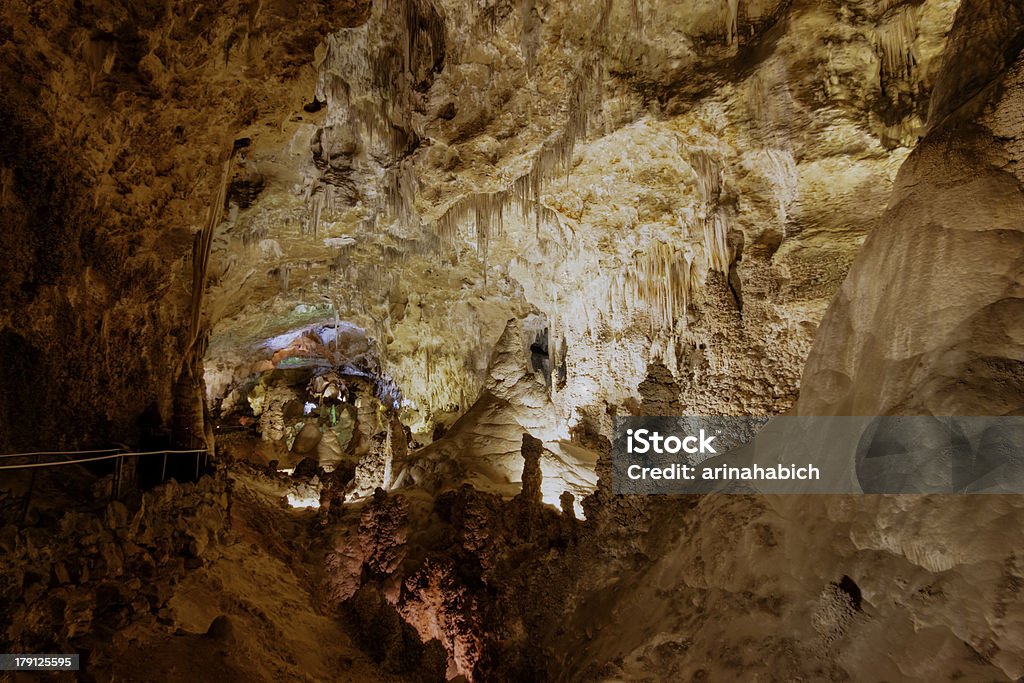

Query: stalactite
left=348, top=99, right=390, bottom=149
left=383, top=245, right=407, bottom=270
left=274, top=264, right=290, bottom=293
left=330, top=245, right=355, bottom=275
left=370, top=316, right=390, bottom=359
left=434, top=191, right=504, bottom=254
left=395, top=0, right=445, bottom=77
left=321, top=70, right=350, bottom=111
left=324, top=184, right=337, bottom=216
left=690, top=150, right=722, bottom=204
left=241, top=223, right=270, bottom=249
left=609, top=242, right=693, bottom=334
left=327, top=0, right=606, bottom=281
left=188, top=154, right=234, bottom=354
left=434, top=208, right=458, bottom=251
left=474, top=192, right=505, bottom=253
left=361, top=258, right=400, bottom=295
left=688, top=151, right=732, bottom=273
left=725, top=0, right=740, bottom=46
left=429, top=54, right=600, bottom=258
left=872, top=6, right=919, bottom=79
left=477, top=0, right=513, bottom=35
left=518, top=0, right=540, bottom=74
left=315, top=0, right=447, bottom=251
left=529, top=57, right=605, bottom=186
left=385, top=162, right=419, bottom=230
left=701, top=210, right=731, bottom=274
left=343, top=0, right=444, bottom=147
left=562, top=61, right=602, bottom=174
left=511, top=170, right=560, bottom=237
left=307, top=186, right=325, bottom=237
left=432, top=183, right=564, bottom=266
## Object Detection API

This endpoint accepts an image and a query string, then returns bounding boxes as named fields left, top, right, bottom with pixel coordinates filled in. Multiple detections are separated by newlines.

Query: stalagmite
left=517, top=434, right=544, bottom=511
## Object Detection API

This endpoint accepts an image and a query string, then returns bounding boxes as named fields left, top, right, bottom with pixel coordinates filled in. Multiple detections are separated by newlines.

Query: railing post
left=20, top=453, right=40, bottom=522
left=113, top=454, right=121, bottom=500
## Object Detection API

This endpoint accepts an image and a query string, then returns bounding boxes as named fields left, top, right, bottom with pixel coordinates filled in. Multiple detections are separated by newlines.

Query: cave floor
left=92, top=468, right=393, bottom=683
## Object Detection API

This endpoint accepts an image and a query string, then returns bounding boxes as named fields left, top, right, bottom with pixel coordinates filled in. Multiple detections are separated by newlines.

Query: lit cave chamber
left=1, top=0, right=1024, bottom=680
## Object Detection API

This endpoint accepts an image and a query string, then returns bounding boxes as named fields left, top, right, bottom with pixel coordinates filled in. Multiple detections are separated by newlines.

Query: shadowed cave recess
left=2, top=0, right=1024, bottom=680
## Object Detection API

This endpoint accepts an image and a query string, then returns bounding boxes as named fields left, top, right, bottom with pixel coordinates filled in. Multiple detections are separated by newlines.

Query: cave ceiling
left=0, top=0, right=962, bottom=440
left=202, top=0, right=958, bottom=426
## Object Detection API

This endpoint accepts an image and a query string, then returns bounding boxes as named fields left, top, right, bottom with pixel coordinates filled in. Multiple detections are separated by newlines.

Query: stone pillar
left=519, top=433, right=543, bottom=506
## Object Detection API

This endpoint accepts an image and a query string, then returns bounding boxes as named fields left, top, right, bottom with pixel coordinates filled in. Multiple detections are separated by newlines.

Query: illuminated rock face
left=194, top=0, right=961, bottom=430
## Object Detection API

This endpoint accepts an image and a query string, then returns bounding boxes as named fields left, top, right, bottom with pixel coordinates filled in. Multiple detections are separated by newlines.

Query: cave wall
left=0, top=45, right=185, bottom=449
left=0, top=0, right=371, bottom=449
left=797, top=0, right=1024, bottom=417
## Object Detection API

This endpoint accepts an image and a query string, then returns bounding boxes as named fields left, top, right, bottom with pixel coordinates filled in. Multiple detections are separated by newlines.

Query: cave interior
left=2, top=0, right=1024, bottom=680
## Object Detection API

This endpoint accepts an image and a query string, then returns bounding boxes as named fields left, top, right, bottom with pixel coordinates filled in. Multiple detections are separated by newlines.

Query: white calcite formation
left=197, top=0, right=960, bottom=432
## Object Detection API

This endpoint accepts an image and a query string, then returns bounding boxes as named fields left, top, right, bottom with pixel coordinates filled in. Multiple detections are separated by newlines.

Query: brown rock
left=206, top=615, right=236, bottom=644
left=519, top=433, right=543, bottom=506
left=292, top=422, right=323, bottom=455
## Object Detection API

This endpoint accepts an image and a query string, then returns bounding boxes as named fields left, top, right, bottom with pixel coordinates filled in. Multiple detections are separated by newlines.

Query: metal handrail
left=0, top=448, right=121, bottom=459
left=0, top=449, right=209, bottom=471
left=3, top=446, right=213, bottom=521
